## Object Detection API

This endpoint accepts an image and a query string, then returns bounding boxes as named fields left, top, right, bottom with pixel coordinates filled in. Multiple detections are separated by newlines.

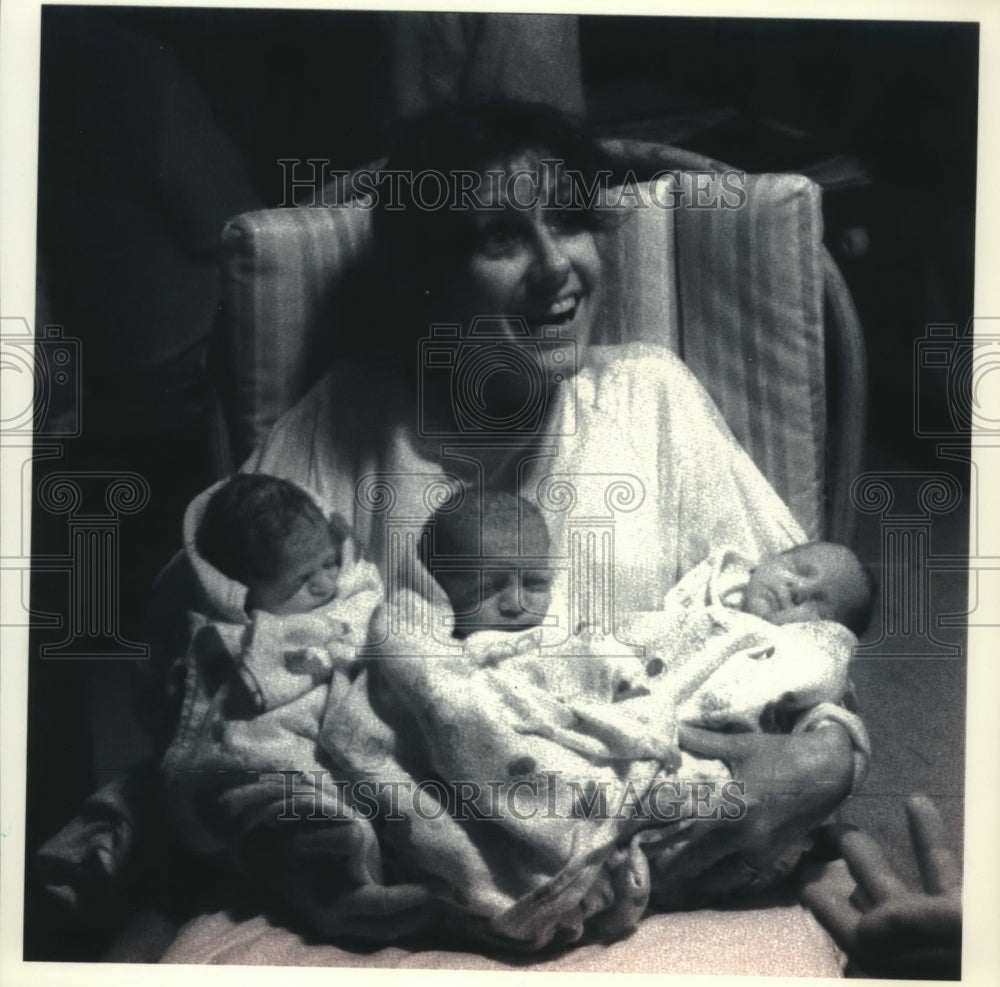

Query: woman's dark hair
left=197, top=474, right=336, bottom=584
left=372, top=99, right=615, bottom=292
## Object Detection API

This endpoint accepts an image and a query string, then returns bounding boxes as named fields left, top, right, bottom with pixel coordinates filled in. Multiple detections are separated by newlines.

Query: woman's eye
left=545, top=208, right=584, bottom=233
left=478, top=223, right=523, bottom=256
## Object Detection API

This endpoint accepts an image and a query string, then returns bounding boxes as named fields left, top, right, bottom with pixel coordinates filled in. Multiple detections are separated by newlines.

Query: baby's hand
left=278, top=612, right=343, bottom=647
left=241, top=611, right=342, bottom=709
left=283, top=649, right=333, bottom=681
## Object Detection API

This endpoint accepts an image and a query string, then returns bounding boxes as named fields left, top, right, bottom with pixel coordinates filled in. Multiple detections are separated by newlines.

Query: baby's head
left=197, top=474, right=343, bottom=616
left=422, top=490, right=552, bottom=639
left=744, top=541, right=875, bottom=635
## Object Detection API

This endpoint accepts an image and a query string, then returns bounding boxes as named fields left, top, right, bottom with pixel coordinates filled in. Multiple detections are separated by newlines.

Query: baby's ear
left=327, top=511, right=354, bottom=544
left=328, top=510, right=372, bottom=563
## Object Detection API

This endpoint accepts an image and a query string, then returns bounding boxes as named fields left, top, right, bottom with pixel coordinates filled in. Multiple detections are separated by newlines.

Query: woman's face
left=426, top=154, right=603, bottom=358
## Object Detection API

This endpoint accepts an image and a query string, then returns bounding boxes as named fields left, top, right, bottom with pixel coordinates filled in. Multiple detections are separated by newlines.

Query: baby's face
left=444, top=566, right=554, bottom=638
left=246, top=520, right=341, bottom=616
left=744, top=542, right=867, bottom=628
left=438, top=515, right=552, bottom=637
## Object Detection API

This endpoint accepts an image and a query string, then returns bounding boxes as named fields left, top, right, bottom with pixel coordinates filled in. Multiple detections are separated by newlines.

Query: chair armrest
left=822, top=250, right=868, bottom=545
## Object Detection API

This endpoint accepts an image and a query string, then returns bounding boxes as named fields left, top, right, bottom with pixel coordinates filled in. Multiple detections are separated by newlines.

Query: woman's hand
left=650, top=722, right=855, bottom=904
left=798, top=794, right=962, bottom=979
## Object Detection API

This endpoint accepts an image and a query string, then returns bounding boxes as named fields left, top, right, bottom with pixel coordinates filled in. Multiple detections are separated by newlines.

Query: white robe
left=246, top=343, right=804, bottom=636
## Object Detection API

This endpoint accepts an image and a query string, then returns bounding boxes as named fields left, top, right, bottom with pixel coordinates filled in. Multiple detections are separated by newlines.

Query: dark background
left=26, top=6, right=977, bottom=961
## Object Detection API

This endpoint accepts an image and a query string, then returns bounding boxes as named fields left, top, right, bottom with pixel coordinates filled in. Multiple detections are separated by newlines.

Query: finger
left=798, top=858, right=863, bottom=955
left=676, top=724, right=750, bottom=763
left=906, top=794, right=962, bottom=894
left=840, top=829, right=910, bottom=904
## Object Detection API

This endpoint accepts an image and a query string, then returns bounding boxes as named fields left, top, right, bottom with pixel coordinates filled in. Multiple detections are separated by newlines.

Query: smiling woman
left=371, top=102, right=614, bottom=368
left=149, top=99, right=863, bottom=953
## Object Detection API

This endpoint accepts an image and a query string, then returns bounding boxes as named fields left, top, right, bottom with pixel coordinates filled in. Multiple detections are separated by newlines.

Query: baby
left=192, top=473, right=380, bottom=711
left=197, top=472, right=350, bottom=616
left=742, top=541, right=875, bottom=635
left=420, top=489, right=553, bottom=639
left=416, top=489, right=671, bottom=763
left=613, top=539, right=876, bottom=744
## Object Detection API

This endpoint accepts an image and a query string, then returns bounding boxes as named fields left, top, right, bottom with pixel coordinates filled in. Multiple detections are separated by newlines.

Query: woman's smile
left=427, top=154, right=603, bottom=355
left=525, top=294, right=581, bottom=331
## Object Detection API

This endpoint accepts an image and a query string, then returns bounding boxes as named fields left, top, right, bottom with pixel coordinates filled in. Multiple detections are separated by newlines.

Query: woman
left=241, top=101, right=858, bottom=912
left=157, top=100, right=859, bottom=954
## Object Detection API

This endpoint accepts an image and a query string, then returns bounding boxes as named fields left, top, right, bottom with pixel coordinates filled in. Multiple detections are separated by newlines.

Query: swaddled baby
left=197, top=472, right=349, bottom=616
left=743, top=541, right=874, bottom=634
left=421, top=488, right=553, bottom=640
left=192, top=473, right=381, bottom=710
left=421, top=489, right=640, bottom=705
left=615, top=541, right=874, bottom=744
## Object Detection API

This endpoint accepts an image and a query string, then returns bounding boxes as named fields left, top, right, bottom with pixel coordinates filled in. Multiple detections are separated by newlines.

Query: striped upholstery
left=220, top=172, right=826, bottom=537
left=220, top=205, right=373, bottom=463
left=674, top=173, right=825, bottom=538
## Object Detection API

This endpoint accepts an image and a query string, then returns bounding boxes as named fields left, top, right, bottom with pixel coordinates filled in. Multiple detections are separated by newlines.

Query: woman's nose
left=528, top=226, right=571, bottom=286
